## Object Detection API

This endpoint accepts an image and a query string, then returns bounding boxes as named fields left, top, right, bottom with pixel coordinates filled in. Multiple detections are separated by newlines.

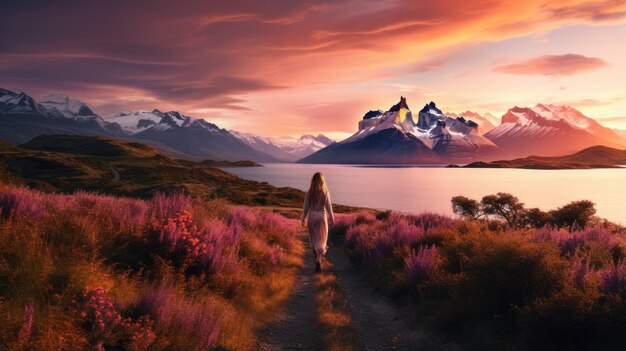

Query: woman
left=301, top=172, right=335, bottom=272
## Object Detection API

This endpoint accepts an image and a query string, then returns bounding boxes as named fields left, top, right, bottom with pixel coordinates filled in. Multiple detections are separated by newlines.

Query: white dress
left=301, top=191, right=335, bottom=257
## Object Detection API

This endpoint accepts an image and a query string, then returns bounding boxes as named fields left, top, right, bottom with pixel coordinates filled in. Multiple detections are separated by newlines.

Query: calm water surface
left=223, top=164, right=626, bottom=224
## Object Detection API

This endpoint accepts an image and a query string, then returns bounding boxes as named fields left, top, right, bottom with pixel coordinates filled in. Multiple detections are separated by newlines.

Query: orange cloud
left=1, top=0, right=625, bottom=135
left=493, top=54, right=608, bottom=76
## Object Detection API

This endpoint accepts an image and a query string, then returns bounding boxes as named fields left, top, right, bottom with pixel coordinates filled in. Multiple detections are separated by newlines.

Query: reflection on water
left=223, top=164, right=626, bottom=224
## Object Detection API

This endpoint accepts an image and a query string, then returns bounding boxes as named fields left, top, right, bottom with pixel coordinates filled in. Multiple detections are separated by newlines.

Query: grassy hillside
left=21, top=135, right=160, bottom=157
left=0, top=135, right=304, bottom=207
left=464, top=145, right=626, bottom=169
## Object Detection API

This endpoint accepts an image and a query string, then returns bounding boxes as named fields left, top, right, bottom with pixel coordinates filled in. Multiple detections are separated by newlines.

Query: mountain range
left=299, top=97, right=506, bottom=164
left=0, top=88, right=331, bottom=162
left=230, top=132, right=335, bottom=162
left=484, top=104, right=626, bottom=158
left=299, top=97, right=625, bottom=164
left=2, top=88, right=623, bottom=164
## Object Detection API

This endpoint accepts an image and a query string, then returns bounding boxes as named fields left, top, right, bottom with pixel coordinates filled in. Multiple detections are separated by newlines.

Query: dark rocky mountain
left=298, top=128, right=441, bottom=164
left=299, top=97, right=505, bottom=164
left=447, top=111, right=498, bottom=135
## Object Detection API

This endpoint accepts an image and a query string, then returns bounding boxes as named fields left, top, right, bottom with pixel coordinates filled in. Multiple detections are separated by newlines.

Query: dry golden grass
left=0, top=183, right=305, bottom=350
left=313, top=259, right=364, bottom=351
left=219, top=239, right=304, bottom=350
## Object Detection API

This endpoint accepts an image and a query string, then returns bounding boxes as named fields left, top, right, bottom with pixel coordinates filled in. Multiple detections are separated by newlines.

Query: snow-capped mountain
left=39, top=93, right=96, bottom=119
left=230, top=131, right=294, bottom=161
left=0, top=88, right=279, bottom=162
left=231, top=131, right=336, bottom=161
left=484, top=104, right=626, bottom=157
left=299, top=97, right=505, bottom=164
left=281, top=134, right=336, bottom=160
left=0, top=88, right=124, bottom=144
left=447, top=111, right=498, bottom=135
left=0, top=88, right=55, bottom=116
left=38, top=93, right=124, bottom=134
left=111, top=109, right=193, bottom=135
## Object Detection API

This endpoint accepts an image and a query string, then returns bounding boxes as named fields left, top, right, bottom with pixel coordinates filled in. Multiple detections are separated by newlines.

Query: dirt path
left=256, top=243, right=323, bottom=351
left=327, top=248, right=460, bottom=351
left=257, top=241, right=458, bottom=351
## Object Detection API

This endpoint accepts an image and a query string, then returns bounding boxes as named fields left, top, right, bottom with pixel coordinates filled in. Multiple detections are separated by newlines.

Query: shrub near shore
left=331, top=209, right=626, bottom=350
left=0, top=183, right=301, bottom=350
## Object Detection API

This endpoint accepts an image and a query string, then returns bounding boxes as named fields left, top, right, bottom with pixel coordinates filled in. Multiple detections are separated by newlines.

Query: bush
left=450, top=194, right=598, bottom=230
left=337, top=205, right=626, bottom=349
left=551, top=200, right=597, bottom=230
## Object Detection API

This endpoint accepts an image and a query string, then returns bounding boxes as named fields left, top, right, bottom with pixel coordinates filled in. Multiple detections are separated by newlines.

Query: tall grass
left=333, top=210, right=626, bottom=349
left=0, top=182, right=301, bottom=350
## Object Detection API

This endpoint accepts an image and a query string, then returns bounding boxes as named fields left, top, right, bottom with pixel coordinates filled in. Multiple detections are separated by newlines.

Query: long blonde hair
left=307, top=172, right=328, bottom=209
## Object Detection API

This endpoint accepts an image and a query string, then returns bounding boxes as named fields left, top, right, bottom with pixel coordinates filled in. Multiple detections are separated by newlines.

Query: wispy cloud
left=494, top=54, right=608, bottom=76
left=0, top=0, right=625, bottom=134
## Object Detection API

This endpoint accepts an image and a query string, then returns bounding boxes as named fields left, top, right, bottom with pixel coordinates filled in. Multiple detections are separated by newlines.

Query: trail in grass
left=256, top=234, right=457, bottom=350
left=327, top=247, right=460, bottom=351
left=256, top=236, right=323, bottom=351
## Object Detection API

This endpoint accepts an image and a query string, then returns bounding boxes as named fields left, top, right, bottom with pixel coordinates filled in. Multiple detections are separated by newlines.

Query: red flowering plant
left=154, top=210, right=241, bottom=274
left=70, top=287, right=155, bottom=351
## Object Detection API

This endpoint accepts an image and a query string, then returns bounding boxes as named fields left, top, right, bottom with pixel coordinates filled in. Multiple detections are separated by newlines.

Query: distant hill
left=0, top=135, right=303, bottom=206
left=462, top=145, right=626, bottom=169
left=21, top=135, right=159, bottom=157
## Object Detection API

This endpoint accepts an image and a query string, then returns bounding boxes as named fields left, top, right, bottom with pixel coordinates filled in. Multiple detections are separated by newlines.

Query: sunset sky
left=1, top=0, right=625, bottom=139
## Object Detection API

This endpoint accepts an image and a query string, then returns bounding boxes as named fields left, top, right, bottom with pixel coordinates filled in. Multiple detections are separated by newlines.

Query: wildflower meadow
left=0, top=182, right=301, bottom=350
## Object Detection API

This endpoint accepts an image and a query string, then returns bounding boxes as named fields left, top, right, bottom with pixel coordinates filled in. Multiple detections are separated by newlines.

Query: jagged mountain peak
left=363, top=110, right=384, bottom=119
left=110, top=108, right=193, bottom=134
left=297, top=134, right=335, bottom=144
left=0, top=87, right=17, bottom=96
left=231, top=131, right=336, bottom=161
left=419, top=101, right=443, bottom=115
left=0, top=89, right=49, bottom=115
left=307, top=97, right=503, bottom=164
left=389, top=96, right=410, bottom=112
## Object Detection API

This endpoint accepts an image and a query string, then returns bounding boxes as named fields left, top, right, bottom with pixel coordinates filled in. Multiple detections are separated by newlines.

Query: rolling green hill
left=1, top=135, right=303, bottom=207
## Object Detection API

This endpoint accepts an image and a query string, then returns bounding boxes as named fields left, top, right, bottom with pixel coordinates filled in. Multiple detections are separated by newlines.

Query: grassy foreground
left=331, top=211, right=626, bottom=350
left=0, top=182, right=302, bottom=350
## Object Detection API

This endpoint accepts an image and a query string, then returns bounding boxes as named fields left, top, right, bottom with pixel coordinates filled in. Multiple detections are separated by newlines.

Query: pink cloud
left=494, top=54, right=608, bottom=76
left=1, top=0, right=625, bottom=135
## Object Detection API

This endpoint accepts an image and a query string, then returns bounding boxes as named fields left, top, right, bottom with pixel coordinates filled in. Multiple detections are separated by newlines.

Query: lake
left=222, top=164, right=626, bottom=224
